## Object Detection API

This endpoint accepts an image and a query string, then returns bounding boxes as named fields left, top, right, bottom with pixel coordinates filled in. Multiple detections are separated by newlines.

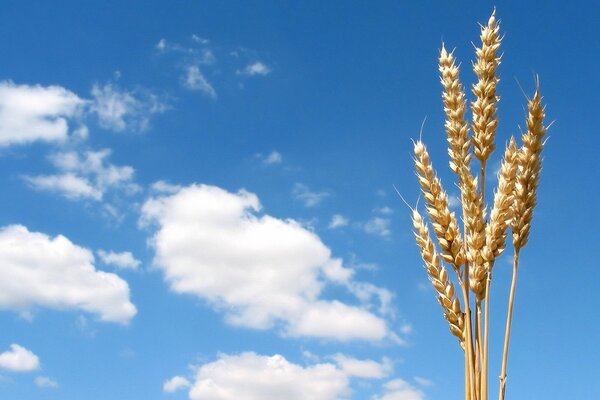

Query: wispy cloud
left=237, top=61, right=271, bottom=76
left=97, top=249, right=141, bottom=270
left=183, top=65, right=217, bottom=98
left=363, top=217, right=392, bottom=238
left=329, top=214, right=349, bottom=229
left=90, top=83, right=168, bottom=132
left=24, top=148, right=140, bottom=203
left=255, top=150, right=282, bottom=166
left=293, top=183, right=330, bottom=207
left=34, top=376, right=59, bottom=389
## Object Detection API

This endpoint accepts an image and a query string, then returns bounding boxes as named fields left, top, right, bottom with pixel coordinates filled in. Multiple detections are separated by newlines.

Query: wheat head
left=413, top=140, right=465, bottom=269
left=412, top=209, right=465, bottom=342
left=512, top=89, right=546, bottom=250
left=471, top=10, right=502, bottom=165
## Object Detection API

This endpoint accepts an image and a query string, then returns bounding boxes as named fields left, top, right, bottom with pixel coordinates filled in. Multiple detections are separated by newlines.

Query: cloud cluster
left=185, top=353, right=349, bottom=400
left=141, top=184, right=393, bottom=341
left=0, top=225, right=136, bottom=323
left=0, top=81, right=84, bottom=146
left=0, top=81, right=166, bottom=148
left=165, top=352, right=423, bottom=400
left=24, top=149, right=139, bottom=202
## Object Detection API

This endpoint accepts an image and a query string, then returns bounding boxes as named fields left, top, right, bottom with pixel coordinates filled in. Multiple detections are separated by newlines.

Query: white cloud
left=364, top=217, right=391, bottom=238
left=24, top=149, right=140, bottom=202
left=413, top=377, right=433, bottom=387
left=191, top=34, right=210, bottom=45
left=164, top=375, right=191, bottom=393
left=372, top=379, right=424, bottom=400
left=331, top=354, right=392, bottom=379
left=263, top=150, right=282, bottom=165
left=447, top=195, right=461, bottom=210
left=238, top=62, right=271, bottom=76
left=24, top=173, right=101, bottom=201
left=97, top=250, right=141, bottom=270
left=0, top=344, right=40, bottom=372
left=184, top=65, right=216, bottom=98
left=90, top=83, right=167, bottom=132
left=328, top=214, right=349, bottom=229
left=293, top=183, right=330, bottom=207
left=0, top=225, right=136, bottom=323
left=156, top=38, right=167, bottom=51
left=141, top=184, right=392, bottom=341
left=151, top=180, right=183, bottom=194
left=375, top=206, right=394, bottom=215
left=188, top=353, right=349, bottom=400
left=0, top=81, right=84, bottom=146
left=34, top=376, right=59, bottom=389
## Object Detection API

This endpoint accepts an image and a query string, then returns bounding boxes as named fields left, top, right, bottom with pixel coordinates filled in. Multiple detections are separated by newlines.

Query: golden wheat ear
left=413, top=140, right=465, bottom=269
left=412, top=209, right=465, bottom=343
left=512, top=88, right=547, bottom=250
left=471, top=10, right=502, bottom=167
left=483, top=137, right=519, bottom=265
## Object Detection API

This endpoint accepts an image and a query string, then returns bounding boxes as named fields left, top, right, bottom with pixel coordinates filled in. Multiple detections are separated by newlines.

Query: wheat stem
left=498, top=250, right=520, bottom=400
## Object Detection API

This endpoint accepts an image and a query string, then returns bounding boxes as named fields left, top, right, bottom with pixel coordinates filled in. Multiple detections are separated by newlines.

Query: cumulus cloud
left=237, top=62, right=271, bottom=76
left=372, top=379, right=424, bottom=400
left=293, top=183, right=330, bottom=207
left=0, top=344, right=40, bottom=372
left=34, top=376, right=59, bottom=388
left=164, top=375, right=191, bottom=393
left=0, top=225, right=136, bottom=323
left=331, top=354, right=392, bottom=379
left=188, top=353, right=349, bottom=400
left=90, top=83, right=167, bottom=132
left=0, top=81, right=84, bottom=146
left=328, top=214, right=349, bottom=229
left=97, top=250, right=141, bottom=270
left=24, top=149, right=139, bottom=202
left=183, top=65, right=216, bottom=98
left=141, top=184, right=393, bottom=341
left=364, top=217, right=391, bottom=238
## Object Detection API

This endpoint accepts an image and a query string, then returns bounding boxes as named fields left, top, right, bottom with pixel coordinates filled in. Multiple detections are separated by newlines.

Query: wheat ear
left=412, top=209, right=465, bottom=342
left=480, top=136, right=519, bottom=400
left=413, top=140, right=465, bottom=269
left=439, top=46, right=487, bottom=285
left=499, top=88, right=546, bottom=400
left=471, top=9, right=502, bottom=169
left=484, top=136, right=519, bottom=263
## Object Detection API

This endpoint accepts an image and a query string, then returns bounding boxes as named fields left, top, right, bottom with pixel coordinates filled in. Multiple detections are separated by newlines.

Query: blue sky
left=0, top=1, right=598, bottom=399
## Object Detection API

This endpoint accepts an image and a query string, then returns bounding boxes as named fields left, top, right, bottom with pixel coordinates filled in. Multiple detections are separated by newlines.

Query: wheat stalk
left=498, top=88, right=546, bottom=400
